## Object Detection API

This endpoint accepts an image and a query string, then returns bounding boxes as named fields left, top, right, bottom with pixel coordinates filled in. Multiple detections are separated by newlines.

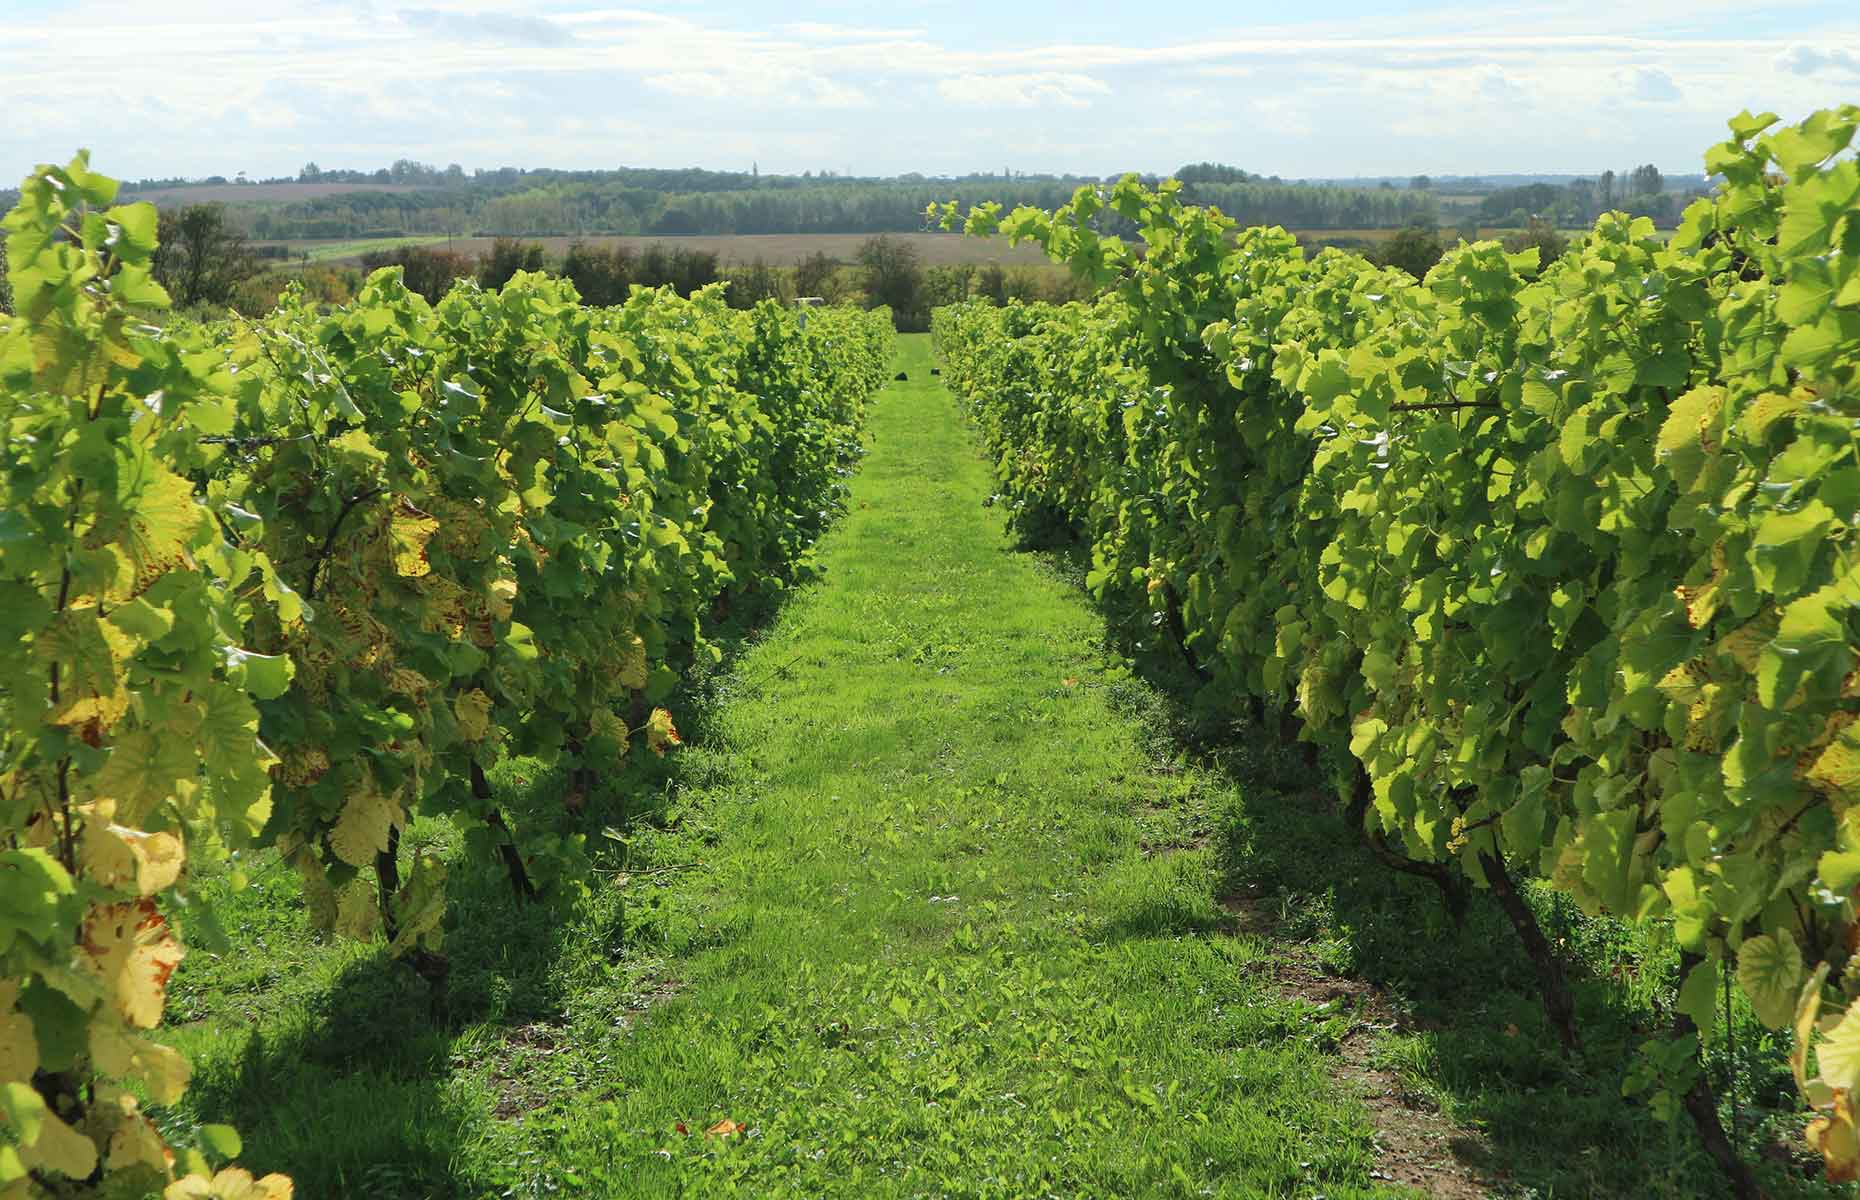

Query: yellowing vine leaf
left=334, top=879, right=380, bottom=941
left=589, top=707, right=629, bottom=752
left=114, top=460, right=208, bottom=591
left=78, top=900, right=183, bottom=1029
left=288, top=847, right=337, bottom=932
left=387, top=855, right=446, bottom=958
left=617, top=635, right=648, bottom=691
left=35, top=610, right=133, bottom=732
left=91, top=1025, right=190, bottom=1104
left=164, top=1167, right=294, bottom=1200
left=1809, top=1090, right=1860, bottom=1183
left=100, top=1091, right=171, bottom=1174
left=454, top=689, right=493, bottom=743
left=79, top=818, right=184, bottom=897
left=328, top=779, right=405, bottom=868
left=1809, top=722, right=1860, bottom=800
left=0, top=984, right=37, bottom=1083
left=18, top=1106, right=99, bottom=1181
left=645, top=708, right=681, bottom=756
left=488, top=577, right=516, bottom=622
left=390, top=506, right=440, bottom=578
left=1818, top=1002, right=1860, bottom=1095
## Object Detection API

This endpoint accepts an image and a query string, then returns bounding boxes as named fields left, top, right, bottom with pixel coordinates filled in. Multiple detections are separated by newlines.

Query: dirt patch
left=1140, top=830, right=1211, bottom=857
left=1135, top=798, right=1212, bottom=857
left=622, top=979, right=684, bottom=1016
left=1223, top=889, right=1498, bottom=1199
left=486, top=1022, right=568, bottom=1118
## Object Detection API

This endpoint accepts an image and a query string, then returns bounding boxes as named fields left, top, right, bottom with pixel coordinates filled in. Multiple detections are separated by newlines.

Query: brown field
left=127, top=182, right=431, bottom=204
left=274, top=231, right=1060, bottom=268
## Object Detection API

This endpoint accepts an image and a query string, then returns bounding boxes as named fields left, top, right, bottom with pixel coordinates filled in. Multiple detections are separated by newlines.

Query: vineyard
left=933, top=105, right=1860, bottom=1195
left=2, top=103, right=1860, bottom=1200
left=0, top=155, right=890, bottom=1196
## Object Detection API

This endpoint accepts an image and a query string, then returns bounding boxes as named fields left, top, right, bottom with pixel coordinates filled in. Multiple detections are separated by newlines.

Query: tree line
left=119, top=202, right=1098, bottom=331
left=365, top=234, right=1097, bottom=331
left=1475, top=164, right=1699, bottom=226
left=90, top=167, right=1441, bottom=243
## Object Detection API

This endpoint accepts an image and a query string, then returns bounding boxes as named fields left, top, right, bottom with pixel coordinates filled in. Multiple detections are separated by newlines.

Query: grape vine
left=933, top=105, right=1860, bottom=1187
left=0, top=152, right=891, bottom=1195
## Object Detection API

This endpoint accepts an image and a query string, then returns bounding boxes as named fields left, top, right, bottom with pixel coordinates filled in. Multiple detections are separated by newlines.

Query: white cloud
left=1, top=1, right=1856, bottom=181
left=779, top=22, right=928, bottom=41
left=1775, top=44, right=1860, bottom=77
left=1621, top=65, right=1682, bottom=102
left=1473, top=65, right=1527, bottom=101
left=935, top=73, right=1110, bottom=108
left=641, top=67, right=867, bottom=109
left=399, top=8, right=574, bottom=46
left=642, top=71, right=732, bottom=100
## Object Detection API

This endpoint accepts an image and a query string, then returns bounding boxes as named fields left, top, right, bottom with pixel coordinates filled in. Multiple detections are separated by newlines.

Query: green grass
left=275, top=235, right=455, bottom=263
left=156, top=335, right=1832, bottom=1198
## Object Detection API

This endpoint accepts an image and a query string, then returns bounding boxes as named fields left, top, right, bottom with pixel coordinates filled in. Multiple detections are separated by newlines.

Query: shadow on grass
left=1011, top=529, right=1818, bottom=1200
left=175, top=583, right=807, bottom=1197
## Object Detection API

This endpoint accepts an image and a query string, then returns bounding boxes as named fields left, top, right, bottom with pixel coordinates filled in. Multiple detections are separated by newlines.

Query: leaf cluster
left=934, top=106, right=1860, bottom=1177
left=0, top=153, right=892, bottom=1195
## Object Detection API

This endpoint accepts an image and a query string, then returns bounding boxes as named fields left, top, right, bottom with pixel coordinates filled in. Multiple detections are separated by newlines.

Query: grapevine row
left=0, top=154, right=892, bottom=1196
left=932, top=105, right=1860, bottom=1189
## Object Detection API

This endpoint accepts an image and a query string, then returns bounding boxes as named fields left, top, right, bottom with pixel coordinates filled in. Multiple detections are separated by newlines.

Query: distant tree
left=792, top=251, right=845, bottom=302
left=975, top=263, right=1008, bottom=306
left=724, top=258, right=786, bottom=309
left=478, top=237, right=546, bottom=290
left=560, top=240, right=635, bottom=306
left=1409, top=175, right=1432, bottom=191
left=988, top=266, right=1099, bottom=305
left=650, top=205, right=702, bottom=236
left=922, top=264, right=975, bottom=311
left=300, top=162, right=322, bottom=182
left=1174, top=163, right=1254, bottom=185
left=1373, top=223, right=1445, bottom=281
left=1502, top=217, right=1570, bottom=271
left=1037, top=269, right=1100, bottom=304
left=359, top=246, right=475, bottom=303
left=635, top=245, right=674, bottom=291
left=856, top=235, right=926, bottom=331
left=632, top=245, right=719, bottom=296
left=1630, top=163, right=1665, bottom=196
left=152, top=204, right=264, bottom=309
left=1599, top=169, right=1617, bottom=209
left=1478, top=182, right=1564, bottom=223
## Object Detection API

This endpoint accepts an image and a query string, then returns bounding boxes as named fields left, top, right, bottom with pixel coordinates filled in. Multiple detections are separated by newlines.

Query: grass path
left=166, top=334, right=1454, bottom=1199
left=473, top=334, right=1405, bottom=1197
left=165, top=332, right=1825, bottom=1199
left=163, top=329, right=1755, bottom=1198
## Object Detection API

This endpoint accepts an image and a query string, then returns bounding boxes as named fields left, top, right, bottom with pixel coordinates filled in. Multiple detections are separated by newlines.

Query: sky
left=1, top=0, right=1857, bottom=184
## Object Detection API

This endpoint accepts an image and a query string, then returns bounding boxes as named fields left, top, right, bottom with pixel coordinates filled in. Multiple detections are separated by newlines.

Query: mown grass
left=157, top=336, right=1398, bottom=1197
left=155, top=334, right=1833, bottom=1199
left=280, top=235, right=455, bottom=263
